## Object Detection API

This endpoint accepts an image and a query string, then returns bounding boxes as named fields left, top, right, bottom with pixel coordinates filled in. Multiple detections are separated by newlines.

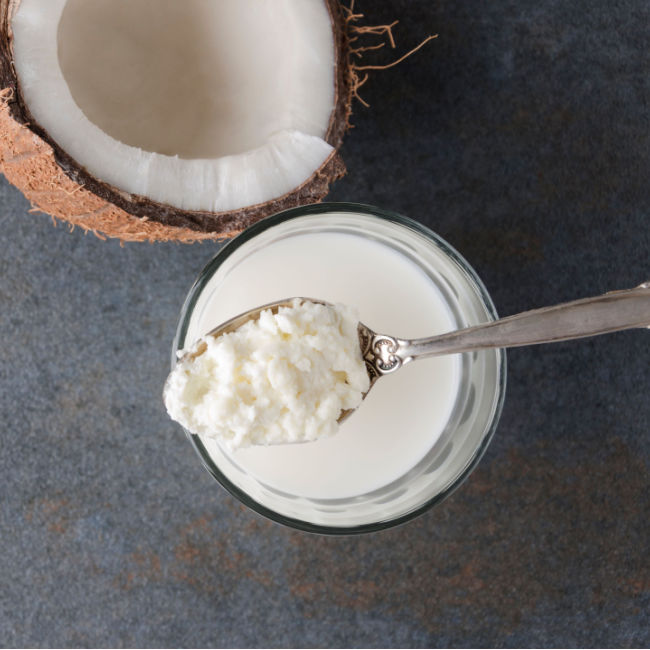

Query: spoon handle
left=398, top=282, right=650, bottom=361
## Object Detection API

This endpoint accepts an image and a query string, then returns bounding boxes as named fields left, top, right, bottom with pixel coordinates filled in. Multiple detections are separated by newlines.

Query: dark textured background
left=1, top=0, right=648, bottom=647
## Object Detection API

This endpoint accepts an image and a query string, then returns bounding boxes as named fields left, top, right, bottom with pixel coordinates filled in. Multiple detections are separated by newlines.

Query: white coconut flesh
left=11, top=0, right=336, bottom=212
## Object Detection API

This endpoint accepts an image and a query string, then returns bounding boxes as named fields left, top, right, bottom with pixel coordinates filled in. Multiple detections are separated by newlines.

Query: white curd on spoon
left=164, top=299, right=369, bottom=450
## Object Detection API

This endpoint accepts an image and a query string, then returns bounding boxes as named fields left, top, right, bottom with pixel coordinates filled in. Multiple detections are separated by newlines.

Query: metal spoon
left=195, top=282, right=650, bottom=422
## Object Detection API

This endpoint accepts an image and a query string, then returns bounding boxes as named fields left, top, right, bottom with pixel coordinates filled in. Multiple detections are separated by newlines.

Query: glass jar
left=172, top=203, right=506, bottom=534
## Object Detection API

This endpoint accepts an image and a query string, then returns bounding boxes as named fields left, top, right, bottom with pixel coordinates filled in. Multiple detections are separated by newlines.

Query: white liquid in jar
left=184, top=230, right=461, bottom=499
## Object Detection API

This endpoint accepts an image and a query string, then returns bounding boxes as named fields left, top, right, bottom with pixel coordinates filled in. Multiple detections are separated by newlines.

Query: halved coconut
left=0, top=0, right=354, bottom=241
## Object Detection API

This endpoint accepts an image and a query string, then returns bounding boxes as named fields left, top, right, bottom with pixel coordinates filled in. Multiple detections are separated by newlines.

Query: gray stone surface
left=0, top=0, right=648, bottom=647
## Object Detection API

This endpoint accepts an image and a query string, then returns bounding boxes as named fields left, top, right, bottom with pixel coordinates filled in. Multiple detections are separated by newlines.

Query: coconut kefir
left=182, top=229, right=461, bottom=500
left=165, top=299, right=370, bottom=449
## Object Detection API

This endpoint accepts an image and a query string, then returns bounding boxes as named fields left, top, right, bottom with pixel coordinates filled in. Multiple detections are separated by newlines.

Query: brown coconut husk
left=0, top=0, right=433, bottom=243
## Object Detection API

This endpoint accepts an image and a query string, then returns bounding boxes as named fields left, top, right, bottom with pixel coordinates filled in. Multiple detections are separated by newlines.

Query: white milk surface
left=185, top=231, right=460, bottom=499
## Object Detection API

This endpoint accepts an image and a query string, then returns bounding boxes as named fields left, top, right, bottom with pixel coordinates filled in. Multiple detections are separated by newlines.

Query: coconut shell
left=0, top=0, right=353, bottom=242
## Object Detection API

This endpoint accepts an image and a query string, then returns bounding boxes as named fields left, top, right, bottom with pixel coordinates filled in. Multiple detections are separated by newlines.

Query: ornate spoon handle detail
left=359, top=282, right=650, bottom=382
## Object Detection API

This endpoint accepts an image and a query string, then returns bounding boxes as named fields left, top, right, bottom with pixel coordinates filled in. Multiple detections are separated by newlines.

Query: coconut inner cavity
left=58, top=0, right=332, bottom=159
left=12, top=0, right=336, bottom=211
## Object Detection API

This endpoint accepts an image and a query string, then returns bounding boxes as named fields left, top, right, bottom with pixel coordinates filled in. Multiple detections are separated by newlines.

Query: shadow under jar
left=172, top=203, right=506, bottom=534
